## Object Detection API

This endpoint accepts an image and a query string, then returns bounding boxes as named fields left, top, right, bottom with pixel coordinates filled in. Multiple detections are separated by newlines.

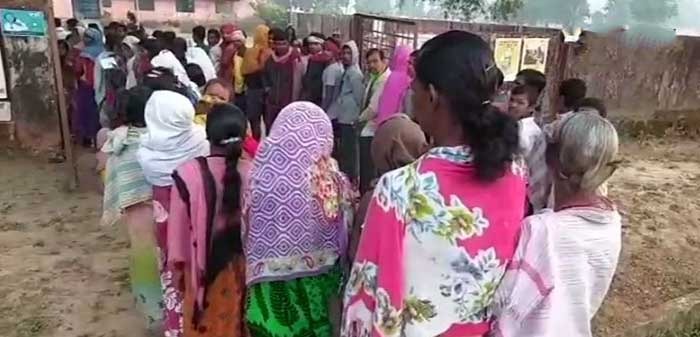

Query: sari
left=137, top=90, right=209, bottom=337
left=375, top=45, right=412, bottom=125
left=343, top=146, right=527, bottom=337
left=244, top=102, right=354, bottom=337
left=101, top=125, right=162, bottom=333
left=167, top=155, right=253, bottom=337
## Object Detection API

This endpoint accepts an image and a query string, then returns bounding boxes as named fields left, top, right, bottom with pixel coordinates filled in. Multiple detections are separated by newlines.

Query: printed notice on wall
left=0, top=46, right=6, bottom=99
left=494, top=38, right=523, bottom=82
left=0, top=8, right=47, bottom=37
left=521, top=38, right=549, bottom=74
left=0, top=101, right=10, bottom=121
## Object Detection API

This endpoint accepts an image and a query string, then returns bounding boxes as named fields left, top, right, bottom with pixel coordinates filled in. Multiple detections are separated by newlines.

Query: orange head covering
left=242, top=25, right=271, bottom=75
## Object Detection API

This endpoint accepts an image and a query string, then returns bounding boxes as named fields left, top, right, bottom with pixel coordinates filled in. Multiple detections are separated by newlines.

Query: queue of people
left=55, top=17, right=622, bottom=337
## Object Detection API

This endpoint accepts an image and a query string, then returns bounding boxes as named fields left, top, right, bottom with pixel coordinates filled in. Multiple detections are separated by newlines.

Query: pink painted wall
left=53, top=0, right=74, bottom=18
left=104, top=0, right=255, bottom=22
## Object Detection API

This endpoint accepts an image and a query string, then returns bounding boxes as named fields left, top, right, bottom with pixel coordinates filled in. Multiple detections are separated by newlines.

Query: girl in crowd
left=167, top=103, right=252, bottom=337
left=137, top=88, right=209, bottom=337
left=244, top=102, right=354, bottom=337
left=350, top=113, right=428, bottom=262
left=342, top=31, right=526, bottom=337
left=242, top=25, right=271, bottom=140
left=375, top=45, right=413, bottom=125
left=491, top=112, right=622, bottom=337
left=101, top=85, right=163, bottom=334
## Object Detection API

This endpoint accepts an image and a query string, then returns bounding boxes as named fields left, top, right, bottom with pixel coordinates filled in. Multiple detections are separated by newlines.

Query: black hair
left=207, top=28, right=220, bottom=38
left=143, top=67, right=189, bottom=98
left=66, top=18, right=78, bottom=28
left=511, top=84, right=540, bottom=107
left=415, top=30, right=519, bottom=182
left=494, top=67, right=505, bottom=91
left=170, top=37, right=188, bottom=66
left=516, top=68, right=546, bottom=94
left=123, top=85, right=153, bottom=127
left=203, top=78, right=234, bottom=102
left=192, top=25, right=206, bottom=41
left=162, top=31, right=176, bottom=48
left=140, top=37, right=163, bottom=59
left=88, top=23, right=100, bottom=31
left=269, top=27, right=289, bottom=42
left=54, top=18, right=62, bottom=27
left=152, top=30, right=163, bottom=39
left=185, top=63, right=206, bottom=87
left=365, top=48, right=385, bottom=60
left=105, top=30, right=124, bottom=50
left=195, top=103, right=246, bottom=325
left=285, top=26, right=297, bottom=42
left=559, top=78, right=587, bottom=110
left=575, top=97, right=608, bottom=118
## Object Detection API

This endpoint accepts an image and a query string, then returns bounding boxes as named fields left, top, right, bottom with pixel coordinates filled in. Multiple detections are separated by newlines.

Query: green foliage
left=356, top=0, right=394, bottom=14
left=427, top=0, right=523, bottom=21
left=518, top=0, right=590, bottom=28
left=252, top=1, right=289, bottom=28
left=629, top=0, right=678, bottom=24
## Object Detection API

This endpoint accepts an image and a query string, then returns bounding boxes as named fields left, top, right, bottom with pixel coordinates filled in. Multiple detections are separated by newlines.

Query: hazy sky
left=589, top=0, right=606, bottom=12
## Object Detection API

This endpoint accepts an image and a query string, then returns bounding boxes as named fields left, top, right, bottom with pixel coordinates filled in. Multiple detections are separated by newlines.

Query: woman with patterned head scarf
left=244, top=102, right=354, bottom=337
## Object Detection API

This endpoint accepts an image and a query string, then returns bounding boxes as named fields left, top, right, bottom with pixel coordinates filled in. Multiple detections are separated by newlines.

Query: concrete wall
left=2, top=0, right=63, bottom=153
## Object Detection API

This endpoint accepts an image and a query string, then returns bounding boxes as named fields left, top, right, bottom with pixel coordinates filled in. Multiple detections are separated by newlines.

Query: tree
left=397, top=0, right=430, bottom=17
left=604, top=0, right=632, bottom=25
left=518, top=0, right=590, bottom=28
left=629, top=0, right=678, bottom=24
left=355, top=0, right=395, bottom=14
left=423, top=0, right=523, bottom=21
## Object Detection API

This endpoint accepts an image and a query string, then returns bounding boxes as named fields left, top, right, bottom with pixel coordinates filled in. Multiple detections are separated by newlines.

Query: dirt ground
left=0, top=138, right=699, bottom=337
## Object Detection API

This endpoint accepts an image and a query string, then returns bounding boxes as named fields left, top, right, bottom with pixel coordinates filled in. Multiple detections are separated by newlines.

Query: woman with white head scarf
left=137, top=89, right=209, bottom=337
left=491, top=112, right=622, bottom=337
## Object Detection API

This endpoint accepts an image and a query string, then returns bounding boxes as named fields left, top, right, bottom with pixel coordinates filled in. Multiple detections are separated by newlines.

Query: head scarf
left=81, top=27, right=104, bottom=60
left=376, top=45, right=413, bottom=125
left=151, top=50, right=200, bottom=98
left=371, top=114, right=428, bottom=175
left=137, top=90, right=209, bottom=186
left=242, top=25, right=270, bottom=75
left=244, top=102, right=352, bottom=285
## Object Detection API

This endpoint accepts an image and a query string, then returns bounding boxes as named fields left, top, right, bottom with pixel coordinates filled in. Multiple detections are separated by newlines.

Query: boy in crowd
left=208, top=28, right=222, bottom=71
left=515, top=68, right=547, bottom=126
left=508, top=84, right=548, bottom=212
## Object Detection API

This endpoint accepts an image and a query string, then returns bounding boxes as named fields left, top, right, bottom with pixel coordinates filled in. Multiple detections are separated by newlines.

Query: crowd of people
left=54, top=16, right=623, bottom=337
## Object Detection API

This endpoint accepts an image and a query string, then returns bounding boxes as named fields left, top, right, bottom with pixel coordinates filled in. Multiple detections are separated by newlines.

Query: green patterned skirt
left=246, top=266, right=342, bottom=337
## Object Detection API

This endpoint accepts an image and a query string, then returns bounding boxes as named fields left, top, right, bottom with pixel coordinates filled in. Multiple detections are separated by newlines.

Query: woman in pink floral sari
left=342, top=31, right=527, bottom=337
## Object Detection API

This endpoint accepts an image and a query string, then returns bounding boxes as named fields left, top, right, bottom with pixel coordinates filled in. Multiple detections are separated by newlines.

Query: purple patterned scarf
left=244, top=102, right=352, bottom=285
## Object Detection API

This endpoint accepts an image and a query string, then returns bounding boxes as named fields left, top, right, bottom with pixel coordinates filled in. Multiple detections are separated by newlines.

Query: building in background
left=52, top=0, right=257, bottom=22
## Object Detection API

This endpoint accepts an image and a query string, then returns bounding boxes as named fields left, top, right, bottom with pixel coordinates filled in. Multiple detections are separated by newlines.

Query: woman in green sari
left=243, top=102, right=354, bottom=337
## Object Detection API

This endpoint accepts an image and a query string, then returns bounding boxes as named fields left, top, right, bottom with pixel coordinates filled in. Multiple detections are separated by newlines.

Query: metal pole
left=46, top=0, right=79, bottom=190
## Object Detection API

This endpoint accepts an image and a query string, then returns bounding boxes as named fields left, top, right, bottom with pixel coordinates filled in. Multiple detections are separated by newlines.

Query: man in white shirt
left=358, top=48, right=390, bottom=193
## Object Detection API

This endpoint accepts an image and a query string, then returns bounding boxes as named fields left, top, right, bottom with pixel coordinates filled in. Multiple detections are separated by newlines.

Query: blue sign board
left=0, top=9, right=47, bottom=37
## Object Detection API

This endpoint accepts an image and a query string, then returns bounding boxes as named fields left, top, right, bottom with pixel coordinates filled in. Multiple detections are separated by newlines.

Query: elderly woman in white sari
left=490, top=112, right=622, bottom=337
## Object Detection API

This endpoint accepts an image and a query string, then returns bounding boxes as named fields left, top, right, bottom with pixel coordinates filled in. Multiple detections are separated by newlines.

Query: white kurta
left=491, top=207, right=622, bottom=337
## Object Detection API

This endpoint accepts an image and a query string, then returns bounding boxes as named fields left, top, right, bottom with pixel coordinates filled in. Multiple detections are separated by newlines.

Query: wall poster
left=494, top=38, right=523, bottom=82
left=520, top=38, right=549, bottom=74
